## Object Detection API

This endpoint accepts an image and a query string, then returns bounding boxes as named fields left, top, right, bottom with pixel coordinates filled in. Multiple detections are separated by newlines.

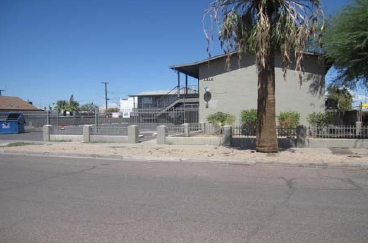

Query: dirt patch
left=2, top=142, right=368, bottom=165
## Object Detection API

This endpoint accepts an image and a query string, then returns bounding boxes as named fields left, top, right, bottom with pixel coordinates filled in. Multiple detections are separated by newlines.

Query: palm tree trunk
left=256, top=39, right=278, bottom=153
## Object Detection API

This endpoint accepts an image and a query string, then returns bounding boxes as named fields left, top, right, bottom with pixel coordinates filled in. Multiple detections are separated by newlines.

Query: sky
left=1, top=0, right=363, bottom=109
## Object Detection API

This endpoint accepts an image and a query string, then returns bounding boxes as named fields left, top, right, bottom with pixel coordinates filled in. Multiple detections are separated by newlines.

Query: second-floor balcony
left=155, top=85, right=199, bottom=110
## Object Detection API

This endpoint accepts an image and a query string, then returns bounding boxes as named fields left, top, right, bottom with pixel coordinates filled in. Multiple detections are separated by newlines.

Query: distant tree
left=308, top=112, right=334, bottom=127
left=324, top=0, right=368, bottom=89
left=326, top=86, right=353, bottom=111
left=54, top=98, right=80, bottom=116
left=80, top=103, right=98, bottom=114
left=67, top=100, right=80, bottom=116
left=107, top=108, right=119, bottom=113
left=54, top=100, right=68, bottom=116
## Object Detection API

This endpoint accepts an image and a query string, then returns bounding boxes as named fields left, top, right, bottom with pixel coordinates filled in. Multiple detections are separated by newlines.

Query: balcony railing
left=155, top=85, right=198, bottom=110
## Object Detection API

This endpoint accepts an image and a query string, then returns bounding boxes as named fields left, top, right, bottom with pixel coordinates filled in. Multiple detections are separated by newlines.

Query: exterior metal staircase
left=155, top=85, right=199, bottom=116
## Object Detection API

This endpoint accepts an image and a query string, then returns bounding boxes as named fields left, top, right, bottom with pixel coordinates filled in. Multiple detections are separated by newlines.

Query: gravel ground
left=1, top=141, right=368, bottom=166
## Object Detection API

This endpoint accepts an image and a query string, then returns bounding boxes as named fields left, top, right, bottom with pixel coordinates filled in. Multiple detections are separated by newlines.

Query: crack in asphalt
left=280, top=177, right=296, bottom=205
left=322, top=175, right=362, bottom=190
left=244, top=174, right=367, bottom=242
left=245, top=177, right=295, bottom=243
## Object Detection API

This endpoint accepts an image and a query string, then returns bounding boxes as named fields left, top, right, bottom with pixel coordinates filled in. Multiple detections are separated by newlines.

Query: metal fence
left=167, top=124, right=368, bottom=139
left=16, top=107, right=368, bottom=140
left=52, top=125, right=84, bottom=135
left=166, top=124, right=185, bottom=137
left=166, top=123, right=221, bottom=137
left=91, top=124, right=128, bottom=136
left=308, top=125, right=368, bottom=138
left=128, top=107, right=199, bottom=125
left=21, top=107, right=199, bottom=129
left=232, top=125, right=255, bottom=137
left=232, top=125, right=297, bottom=138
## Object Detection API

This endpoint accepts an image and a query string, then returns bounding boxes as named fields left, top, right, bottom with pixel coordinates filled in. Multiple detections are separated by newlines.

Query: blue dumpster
left=0, top=112, right=25, bottom=134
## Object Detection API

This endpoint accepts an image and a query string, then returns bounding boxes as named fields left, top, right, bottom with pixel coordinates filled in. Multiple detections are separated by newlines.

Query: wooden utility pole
left=101, top=82, right=109, bottom=114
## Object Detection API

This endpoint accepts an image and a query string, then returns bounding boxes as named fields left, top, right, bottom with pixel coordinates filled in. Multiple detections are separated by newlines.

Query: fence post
left=157, top=125, right=167, bottom=144
left=221, top=125, right=232, bottom=146
left=83, top=125, right=91, bottom=142
left=46, top=110, right=49, bottom=125
left=128, top=125, right=139, bottom=144
left=183, top=123, right=189, bottom=137
left=296, top=125, right=307, bottom=148
left=94, top=109, right=98, bottom=133
left=356, top=121, right=362, bottom=137
left=200, top=122, right=206, bottom=134
left=43, top=125, right=52, bottom=142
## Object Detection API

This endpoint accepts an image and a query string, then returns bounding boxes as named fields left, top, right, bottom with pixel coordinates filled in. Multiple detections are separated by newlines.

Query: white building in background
left=98, top=104, right=119, bottom=113
left=120, top=97, right=137, bottom=118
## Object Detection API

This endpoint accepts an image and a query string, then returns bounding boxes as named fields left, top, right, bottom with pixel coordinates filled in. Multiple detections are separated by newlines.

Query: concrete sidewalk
left=1, top=139, right=368, bottom=168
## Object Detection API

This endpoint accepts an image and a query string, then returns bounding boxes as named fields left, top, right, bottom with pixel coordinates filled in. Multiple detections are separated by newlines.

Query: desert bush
left=241, top=109, right=257, bottom=135
left=307, top=112, right=334, bottom=127
left=278, top=111, right=300, bottom=128
left=207, top=112, right=235, bottom=130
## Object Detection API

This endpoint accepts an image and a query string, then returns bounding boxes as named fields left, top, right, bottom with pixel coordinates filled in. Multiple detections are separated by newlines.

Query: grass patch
left=85, top=141, right=111, bottom=143
left=50, top=139, right=73, bottom=142
left=2, top=142, right=35, bottom=147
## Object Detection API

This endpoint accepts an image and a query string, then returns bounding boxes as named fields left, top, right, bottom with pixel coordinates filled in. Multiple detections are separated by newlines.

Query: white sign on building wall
left=120, top=97, right=137, bottom=118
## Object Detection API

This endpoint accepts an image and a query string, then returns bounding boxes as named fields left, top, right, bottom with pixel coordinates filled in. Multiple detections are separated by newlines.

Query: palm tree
left=204, top=0, right=324, bottom=152
left=54, top=100, right=68, bottom=116
left=68, top=100, right=80, bottom=116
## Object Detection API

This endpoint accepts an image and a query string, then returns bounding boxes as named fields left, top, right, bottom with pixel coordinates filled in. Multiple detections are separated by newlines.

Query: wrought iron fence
left=232, top=125, right=255, bottom=137
left=276, top=127, right=297, bottom=138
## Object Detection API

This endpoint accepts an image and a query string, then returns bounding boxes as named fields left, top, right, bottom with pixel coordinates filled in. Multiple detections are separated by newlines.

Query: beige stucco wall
left=198, top=54, right=325, bottom=126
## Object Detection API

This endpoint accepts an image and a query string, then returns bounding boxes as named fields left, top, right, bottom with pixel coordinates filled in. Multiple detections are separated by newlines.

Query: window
left=142, top=97, right=153, bottom=104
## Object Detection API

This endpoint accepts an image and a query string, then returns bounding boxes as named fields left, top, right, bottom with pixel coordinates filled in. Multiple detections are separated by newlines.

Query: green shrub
left=207, top=112, right=235, bottom=128
left=307, top=112, right=334, bottom=127
left=241, top=109, right=257, bottom=124
left=278, top=111, right=300, bottom=128
left=241, top=109, right=257, bottom=135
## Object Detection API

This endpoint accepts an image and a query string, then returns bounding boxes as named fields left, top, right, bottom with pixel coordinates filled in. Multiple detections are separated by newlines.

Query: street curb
left=2, top=150, right=368, bottom=169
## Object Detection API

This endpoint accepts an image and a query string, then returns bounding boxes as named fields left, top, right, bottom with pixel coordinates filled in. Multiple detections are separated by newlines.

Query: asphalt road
left=0, top=128, right=43, bottom=142
left=0, top=154, right=367, bottom=243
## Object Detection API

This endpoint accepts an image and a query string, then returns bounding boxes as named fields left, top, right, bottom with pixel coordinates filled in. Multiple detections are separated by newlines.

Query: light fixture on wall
left=204, top=90, right=211, bottom=108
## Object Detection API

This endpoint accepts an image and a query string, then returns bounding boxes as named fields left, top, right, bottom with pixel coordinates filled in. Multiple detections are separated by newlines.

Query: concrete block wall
left=156, top=125, right=368, bottom=149
left=43, top=125, right=137, bottom=143
left=43, top=124, right=368, bottom=148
